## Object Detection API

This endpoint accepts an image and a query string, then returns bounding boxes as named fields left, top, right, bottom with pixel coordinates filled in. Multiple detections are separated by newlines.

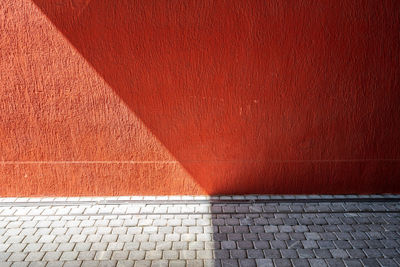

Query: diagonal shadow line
left=29, top=0, right=224, bottom=194
left=30, top=0, right=267, bottom=195
left=29, top=0, right=400, bottom=195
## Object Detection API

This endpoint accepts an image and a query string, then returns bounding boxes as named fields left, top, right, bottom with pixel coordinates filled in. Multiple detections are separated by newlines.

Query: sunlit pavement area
left=0, top=195, right=399, bottom=267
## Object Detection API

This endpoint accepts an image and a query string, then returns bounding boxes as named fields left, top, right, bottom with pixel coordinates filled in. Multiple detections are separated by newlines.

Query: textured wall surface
left=0, top=0, right=399, bottom=196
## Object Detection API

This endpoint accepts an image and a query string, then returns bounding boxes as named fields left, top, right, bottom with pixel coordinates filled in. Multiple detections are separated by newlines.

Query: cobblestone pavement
left=0, top=195, right=399, bottom=267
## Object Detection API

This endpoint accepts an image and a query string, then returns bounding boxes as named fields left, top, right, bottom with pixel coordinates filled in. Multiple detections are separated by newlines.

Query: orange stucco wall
left=1, top=0, right=399, bottom=196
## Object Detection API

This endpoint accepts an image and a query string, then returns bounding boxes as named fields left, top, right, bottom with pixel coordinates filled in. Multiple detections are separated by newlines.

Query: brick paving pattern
left=0, top=195, right=399, bottom=266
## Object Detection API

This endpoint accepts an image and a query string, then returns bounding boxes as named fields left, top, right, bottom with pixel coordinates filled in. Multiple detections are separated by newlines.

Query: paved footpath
left=0, top=195, right=399, bottom=267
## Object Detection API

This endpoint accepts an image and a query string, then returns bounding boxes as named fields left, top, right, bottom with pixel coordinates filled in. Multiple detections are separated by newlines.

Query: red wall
left=1, top=0, right=399, bottom=196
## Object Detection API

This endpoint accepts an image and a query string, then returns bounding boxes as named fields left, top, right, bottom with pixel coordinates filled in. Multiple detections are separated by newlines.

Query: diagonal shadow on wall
left=29, top=0, right=284, bottom=195
left=30, top=0, right=400, bottom=195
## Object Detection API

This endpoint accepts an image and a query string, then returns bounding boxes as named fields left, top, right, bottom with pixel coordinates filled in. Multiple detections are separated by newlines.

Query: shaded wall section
left=0, top=0, right=399, bottom=196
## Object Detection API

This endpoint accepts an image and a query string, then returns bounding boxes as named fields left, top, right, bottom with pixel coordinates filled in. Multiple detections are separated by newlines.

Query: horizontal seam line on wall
left=1, top=159, right=400, bottom=164
left=1, top=198, right=399, bottom=206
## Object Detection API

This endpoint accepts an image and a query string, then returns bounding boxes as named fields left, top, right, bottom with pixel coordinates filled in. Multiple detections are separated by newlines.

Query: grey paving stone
left=90, top=242, right=107, bottom=251
left=59, top=251, right=79, bottom=261
left=273, top=259, right=291, bottom=267
left=140, top=242, right=156, bottom=251
left=69, top=234, right=86, bottom=243
left=7, top=244, right=26, bottom=253
left=22, top=244, right=42, bottom=253
left=111, top=251, right=129, bottom=260
left=238, top=259, right=256, bottom=267
left=234, top=226, right=250, bottom=234
left=41, top=251, right=62, bottom=262
left=280, top=249, right=298, bottom=259
left=380, top=248, right=400, bottom=258
left=65, top=227, right=82, bottom=236
left=308, top=259, right=328, bottom=267
left=278, top=225, right=293, bottom=233
left=360, top=259, right=380, bottom=267
left=221, top=241, right=236, bottom=250
left=319, top=233, right=338, bottom=241
left=195, top=249, right=212, bottom=260
left=214, top=249, right=230, bottom=259
left=197, top=233, right=212, bottom=242
left=290, top=232, right=306, bottom=240
left=37, top=235, right=56, bottom=243
left=247, top=249, right=264, bottom=259
left=40, top=243, right=58, bottom=252
left=243, top=233, right=258, bottom=241
left=263, top=249, right=281, bottom=259
left=98, top=260, right=118, bottom=267
left=318, top=241, right=336, bottom=249
left=381, top=239, right=399, bottom=249
left=313, top=249, right=332, bottom=259
left=101, top=234, right=118, bottom=243
left=287, top=240, right=303, bottom=249
left=292, top=258, right=311, bottom=267
left=28, top=262, right=46, bottom=267
left=297, top=218, right=313, bottom=225
left=270, top=240, right=286, bottom=249
left=55, top=243, right=74, bottom=252
left=188, top=241, right=204, bottom=250
left=343, top=259, right=363, bottom=267
left=302, top=241, right=318, bottom=249
left=74, top=243, right=91, bottom=252
left=382, top=232, right=400, bottom=240
left=7, top=252, right=28, bottom=261
left=227, top=233, right=242, bottom=241
left=23, top=251, right=45, bottom=262
left=94, top=251, right=112, bottom=261
left=249, top=226, right=265, bottom=234
left=221, top=259, right=239, bottom=267
left=78, top=251, right=96, bottom=261
left=161, top=250, right=178, bottom=260
left=350, top=232, right=368, bottom=240
left=170, top=242, right=187, bottom=251
left=168, top=260, right=186, bottom=267
left=348, top=240, right=367, bottom=249
left=377, top=258, right=399, bottom=267
left=264, top=226, right=278, bottom=233
left=330, top=249, right=349, bottom=259
left=274, top=233, right=289, bottom=241
left=150, top=260, right=168, bottom=267
left=173, top=226, right=187, bottom=234
left=53, top=235, right=70, bottom=243
left=251, top=259, right=271, bottom=267
left=128, top=251, right=145, bottom=260
left=237, top=241, right=253, bottom=250
left=325, top=259, right=346, bottom=267
left=81, top=261, right=101, bottom=267
left=344, top=249, right=365, bottom=259
left=177, top=250, right=195, bottom=260
left=253, top=241, right=269, bottom=249
left=11, top=263, right=30, bottom=267
left=297, top=249, right=315, bottom=259
left=366, top=231, right=384, bottom=240
left=5, top=236, right=25, bottom=244
left=333, top=241, right=352, bottom=250
left=363, top=248, right=383, bottom=258
left=308, top=225, right=325, bottom=233
left=107, top=242, right=124, bottom=251
left=154, top=241, right=171, bottom=251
